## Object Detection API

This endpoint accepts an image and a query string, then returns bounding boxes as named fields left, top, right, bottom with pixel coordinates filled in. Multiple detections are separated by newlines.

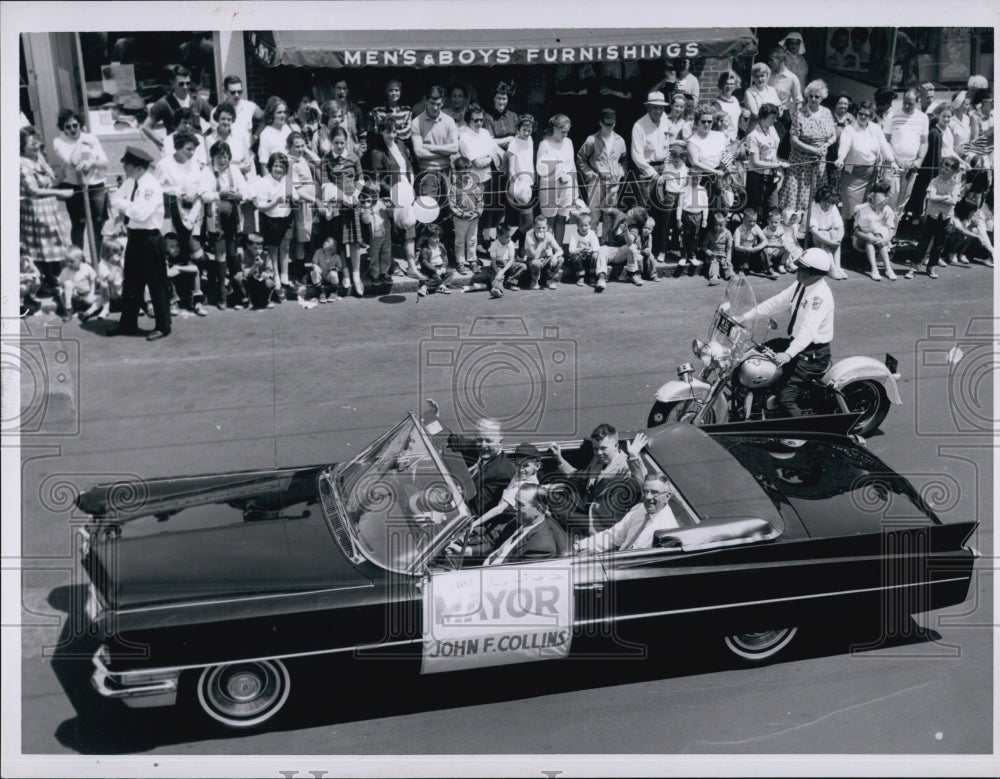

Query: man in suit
left=485, top=483, right=567, bottom=565
left=575, top=475, right=680, bottom=554
left=549, top=423, right=648, bottom=536
left=447, top=418, right=517, bottom=517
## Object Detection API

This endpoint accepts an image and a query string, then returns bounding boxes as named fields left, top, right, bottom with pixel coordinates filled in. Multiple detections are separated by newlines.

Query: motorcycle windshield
left=709, top=274, right=761, bottom=358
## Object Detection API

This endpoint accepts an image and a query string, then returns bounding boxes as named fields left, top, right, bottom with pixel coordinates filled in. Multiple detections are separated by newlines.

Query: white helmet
left=797, top=248, right=832, bottom=273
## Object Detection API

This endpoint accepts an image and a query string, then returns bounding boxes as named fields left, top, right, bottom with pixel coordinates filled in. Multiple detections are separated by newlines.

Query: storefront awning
left=252, top=28, right=756, bottom=69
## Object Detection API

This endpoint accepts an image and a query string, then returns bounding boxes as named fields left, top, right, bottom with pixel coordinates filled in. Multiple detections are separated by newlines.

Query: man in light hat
left=631, top=92, right=672, bottom=260
left=447, top=417, right=517, bottom=517
left=108, top=145, right=171, bottom=340
left=739, top=247, right=835, bottom=417
left=780, top=31, right=809, bottom=88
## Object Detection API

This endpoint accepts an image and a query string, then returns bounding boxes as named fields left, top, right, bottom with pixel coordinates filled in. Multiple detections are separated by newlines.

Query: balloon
left=413, top=195, right=440, bottom=224
left=391, top=180, right=415, bottom=208
left=508, top=176, right=532, bottom=207
left=394, top=204, right=416, bottom=230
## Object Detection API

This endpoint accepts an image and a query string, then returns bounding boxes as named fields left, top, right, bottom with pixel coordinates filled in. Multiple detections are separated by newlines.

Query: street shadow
left=376, top=294, right=407, bottom=304
left=40, top=605, right=941, bottom=753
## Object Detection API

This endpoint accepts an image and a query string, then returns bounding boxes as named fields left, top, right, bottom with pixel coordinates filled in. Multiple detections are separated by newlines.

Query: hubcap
left=227, top=671, right=263, bottom=701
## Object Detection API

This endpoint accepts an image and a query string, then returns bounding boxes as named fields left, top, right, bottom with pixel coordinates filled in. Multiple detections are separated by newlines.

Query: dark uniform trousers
left=120, top=228, right=171, bottom=334
left=779, top=341, right=832, bottom=417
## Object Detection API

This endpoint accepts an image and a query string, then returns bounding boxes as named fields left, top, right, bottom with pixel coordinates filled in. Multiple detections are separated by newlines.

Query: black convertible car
left=77, top=411, right=978, bottom=729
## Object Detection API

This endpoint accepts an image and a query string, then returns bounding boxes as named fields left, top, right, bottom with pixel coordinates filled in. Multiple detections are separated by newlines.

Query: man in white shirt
left=887, top=89, right=929, bottom=213
left=631, top=92, right=671, bottom=258
left=574, top=475, right=680, bottom=554
left=221, top=75, right=263, bottom=139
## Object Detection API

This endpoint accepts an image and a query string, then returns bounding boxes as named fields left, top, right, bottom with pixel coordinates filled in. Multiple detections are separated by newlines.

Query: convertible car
left=76, top=411, right=978, bottom=729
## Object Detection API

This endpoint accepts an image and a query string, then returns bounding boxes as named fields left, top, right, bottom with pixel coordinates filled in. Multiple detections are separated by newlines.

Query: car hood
left=81, top=466, right=372, bottom=610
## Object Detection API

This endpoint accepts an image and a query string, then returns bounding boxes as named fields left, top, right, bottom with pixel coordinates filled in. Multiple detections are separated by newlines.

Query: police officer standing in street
left=741, top=247, right=835, bottom=416
left=108, top=146, right=171, bottom=341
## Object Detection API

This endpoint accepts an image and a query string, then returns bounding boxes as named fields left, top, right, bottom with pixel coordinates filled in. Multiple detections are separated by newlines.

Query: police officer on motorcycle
left=740, top=247, right=835, bottom=417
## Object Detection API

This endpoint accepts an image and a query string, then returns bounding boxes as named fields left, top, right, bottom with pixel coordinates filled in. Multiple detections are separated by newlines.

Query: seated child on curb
left=96, top=237, right=125, bottom=318
left=464, top=223, right=526, bottom=297
left=58, top=246, right=100, bottom=321
left=417, top=224, right=455, bottom=296
left=566, top=211, right=601, bottom=285
left=165, top=232, right=208, bottom=315
left=733, top=207, right=770, bottom=277
left=523, top=214, right=565, bottom=290
left=637, top=217, right=659, bottom=282
left=762, top=208, right=790, bottom=276
left=945, top=199, right=995, bottom=270
left=780, top=208, right=805, bottom=272
left=702, top=211, right=734, bottom=286
left=852, top=182, right=898, bottom=280
left=234, top=232, right=277, bottom=310
left=308, top=236, right=345, bottom=302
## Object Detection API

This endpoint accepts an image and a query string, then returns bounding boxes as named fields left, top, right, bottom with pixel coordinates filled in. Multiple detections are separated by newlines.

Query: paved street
left=12, top=258, right=995, bottom=759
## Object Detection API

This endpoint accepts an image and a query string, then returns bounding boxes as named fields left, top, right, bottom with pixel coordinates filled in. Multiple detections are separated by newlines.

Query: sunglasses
left=857, top=113, right=872, bottom=118
left=228, top=89, right=243, bottom=96
left=176, top=81, right=191, bottom=87
left=942, top=162, right=959, bottom=169
left=699, top=119, right=714, bottom=125
left=471, top=117, right=484, bottom=123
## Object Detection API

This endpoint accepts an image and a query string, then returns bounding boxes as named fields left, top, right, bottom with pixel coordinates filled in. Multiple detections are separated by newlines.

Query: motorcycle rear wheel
left=841, top=380, right=889, bottom=437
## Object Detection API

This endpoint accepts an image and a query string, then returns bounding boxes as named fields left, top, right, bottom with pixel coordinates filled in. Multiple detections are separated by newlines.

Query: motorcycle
left=647, top=274, right=902, bottom=437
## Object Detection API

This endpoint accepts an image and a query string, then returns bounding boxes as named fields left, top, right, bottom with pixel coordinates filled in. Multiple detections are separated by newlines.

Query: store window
left=78, top=31, right=216, bottom=110
left=822, top=27, right=993, bottom=89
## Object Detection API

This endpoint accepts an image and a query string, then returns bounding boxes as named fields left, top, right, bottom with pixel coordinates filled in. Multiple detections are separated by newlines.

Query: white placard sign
left=421, top=563, right=573, bottom=674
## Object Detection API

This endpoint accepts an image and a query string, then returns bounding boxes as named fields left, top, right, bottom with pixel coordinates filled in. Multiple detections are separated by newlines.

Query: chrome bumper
left=91, top=646, right=180, bottom=708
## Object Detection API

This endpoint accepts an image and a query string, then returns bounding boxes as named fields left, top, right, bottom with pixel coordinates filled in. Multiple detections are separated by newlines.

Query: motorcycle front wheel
left=841, top=380, right=890, bottom=437
left=647, top=400, right=715, bottom=428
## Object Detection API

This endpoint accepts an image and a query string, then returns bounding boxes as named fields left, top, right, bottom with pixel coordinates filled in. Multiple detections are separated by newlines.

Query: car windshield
left=327, top=414, right=470, bottom=573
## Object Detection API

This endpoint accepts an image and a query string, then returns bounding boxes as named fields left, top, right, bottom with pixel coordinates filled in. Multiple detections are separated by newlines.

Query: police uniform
left=749, top=272, right=835, bottom=416
left=111, top=147, right=171, bottom=337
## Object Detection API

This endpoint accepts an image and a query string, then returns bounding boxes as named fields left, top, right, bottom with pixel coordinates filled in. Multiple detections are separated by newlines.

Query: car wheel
left=724, top=627, right=797, bottom=661
left=842, top=380, right=889, bottom=437
left=196, top=659, right=291, bottom=728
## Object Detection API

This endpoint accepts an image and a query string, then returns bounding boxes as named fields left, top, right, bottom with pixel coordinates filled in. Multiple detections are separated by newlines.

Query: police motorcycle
left=647, top=272, right=901, bottom=436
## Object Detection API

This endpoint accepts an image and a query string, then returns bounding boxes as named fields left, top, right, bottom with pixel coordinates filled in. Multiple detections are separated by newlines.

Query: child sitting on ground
left=234, top=232, right=277, bottom=310
left=780, top=208, right=805, bottom=272
left=58, top=246, right=100, bottom=322
left=308, top=235, right=345, bottom=302
left=944, top=199, right=995, bottom=272
left=732, top=207, right=770, bottom=277
left=464, top=223, right=526, bottom=297
left=637, top=217, right=660, bottom=282
left=703, top=210, right=734, bottom=286
left=565, top=211, right=601, bottom=286
left=523, top=214, right=565, bottom=290
left=416, top=224, right=455, bottom=296
left=761, top=209, right=790, bottom=277
left=20, top=245, right=42, bottom=317
left=95, top=237, right=125, bottom=318
left=164, top=232, right=208, bottom=315
left=852, top=182, right=898, bottom=281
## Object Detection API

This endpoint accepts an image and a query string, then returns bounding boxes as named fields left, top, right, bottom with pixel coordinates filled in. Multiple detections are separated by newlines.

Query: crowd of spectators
left=19, top=47, right=995, bottom=327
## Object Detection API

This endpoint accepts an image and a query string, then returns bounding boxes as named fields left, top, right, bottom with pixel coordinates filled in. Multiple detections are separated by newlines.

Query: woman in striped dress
left=20, top=126, right=73, bottom=292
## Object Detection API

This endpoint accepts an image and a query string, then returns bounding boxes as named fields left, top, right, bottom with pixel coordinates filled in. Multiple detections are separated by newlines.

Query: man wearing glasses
left=574, top=475, right=679, bottom=554
left=141, top=66, right=212, bottom=152
left=221, top=75, right=263, bottom=139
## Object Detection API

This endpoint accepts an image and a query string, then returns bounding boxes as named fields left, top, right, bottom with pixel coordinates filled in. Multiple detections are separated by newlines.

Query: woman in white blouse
left=743, top=62, right=781, bottom=133
left=809, top=184, right=847, bottom=279
left=156, top=129, right=213, bottom=267
left=712, top=71, right=745, bottom=142
left=833, top=100, right=896, bottom=222
left=536, top=114, right=578, bottom=246
left=257, top=97, right=291, bottom=168
left=506, top=115, right=537, bottom=236
left=52, top=108, right=109, bottom=251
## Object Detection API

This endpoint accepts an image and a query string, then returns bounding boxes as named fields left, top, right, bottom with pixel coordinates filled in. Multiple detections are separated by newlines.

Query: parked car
left=77, top=410, right=978, bottom=729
